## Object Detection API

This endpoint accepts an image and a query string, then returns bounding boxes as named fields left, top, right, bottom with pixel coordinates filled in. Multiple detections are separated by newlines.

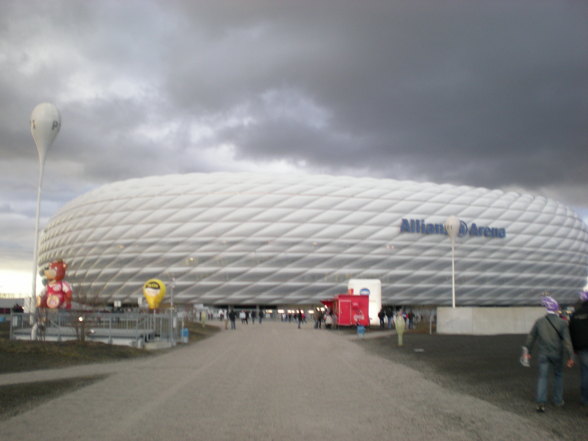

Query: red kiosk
left=321, top=293, right=369, bottom=327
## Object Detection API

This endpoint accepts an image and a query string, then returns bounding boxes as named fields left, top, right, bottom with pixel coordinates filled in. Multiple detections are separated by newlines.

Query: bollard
left=181, top=328, right=189, bottom=343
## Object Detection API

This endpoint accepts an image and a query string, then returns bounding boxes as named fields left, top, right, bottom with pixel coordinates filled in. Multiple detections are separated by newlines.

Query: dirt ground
left=356, top=332, right=587, bottom=440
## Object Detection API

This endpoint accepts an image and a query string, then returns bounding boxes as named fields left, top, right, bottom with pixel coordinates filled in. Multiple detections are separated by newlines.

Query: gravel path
left=0, top=321, right=583, bottom=441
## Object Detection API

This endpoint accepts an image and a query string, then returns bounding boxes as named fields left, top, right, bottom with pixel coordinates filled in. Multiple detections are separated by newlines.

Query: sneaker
left=536, top=404, right=545, bottom=413
left=554, top=401, right=565, bottom=407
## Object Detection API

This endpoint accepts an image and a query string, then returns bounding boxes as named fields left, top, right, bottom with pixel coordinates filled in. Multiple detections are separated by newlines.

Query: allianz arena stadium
left=38, top=173, right=588, bottom=307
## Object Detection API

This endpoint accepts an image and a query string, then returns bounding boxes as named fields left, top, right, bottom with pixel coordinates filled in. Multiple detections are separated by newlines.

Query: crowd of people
left=217, top=305, right=422, bottom=334
left=377, top=307, right=423, bottom=331
left=218, top=309, right=266, bottom=330
left=217, top=307, right=348, bottom=330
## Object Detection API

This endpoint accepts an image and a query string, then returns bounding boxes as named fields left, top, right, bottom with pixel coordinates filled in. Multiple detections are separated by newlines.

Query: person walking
left=569, top=290, right=588, bottom=406
left=393, top=310, right=406, bottom=347
left=378, top=308, right=386, bottom=328
left=314, top=308, right=323, bottom=329
left=522, top=295, right=575, bottom=412
left=386, top=307, right=394, bottom=329
left=325, top=312, right=333, bottom=329
left=228, top=309, right=237, bottom=330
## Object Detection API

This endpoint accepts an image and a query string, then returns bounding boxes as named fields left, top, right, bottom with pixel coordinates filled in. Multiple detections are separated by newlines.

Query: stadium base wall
left=437, top=307, right=545, bottom=335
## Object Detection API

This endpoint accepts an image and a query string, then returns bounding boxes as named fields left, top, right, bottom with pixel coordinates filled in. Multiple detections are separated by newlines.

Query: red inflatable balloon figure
left=38, top=260, right=73, bottom=309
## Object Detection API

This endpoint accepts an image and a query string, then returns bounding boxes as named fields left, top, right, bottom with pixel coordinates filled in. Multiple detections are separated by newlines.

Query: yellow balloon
left=143, top=279, right=166, bottom=309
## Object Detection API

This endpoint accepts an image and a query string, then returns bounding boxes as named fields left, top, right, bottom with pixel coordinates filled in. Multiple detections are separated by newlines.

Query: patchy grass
left=0, top=338, right=153, bottom=374
left=0, top=321, right=9, bottom=340
left=0, top=320, right=219, bottom=420
left=0, top=375, right=107, bottom=421
left=0, top=321, right=219, bottom=374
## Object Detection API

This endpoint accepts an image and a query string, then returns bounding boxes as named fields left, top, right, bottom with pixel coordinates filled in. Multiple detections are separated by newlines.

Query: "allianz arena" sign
left=400, top=218, right=507, bottom=238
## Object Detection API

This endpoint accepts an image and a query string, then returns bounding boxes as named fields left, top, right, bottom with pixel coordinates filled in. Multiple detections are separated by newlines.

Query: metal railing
left=9, top=310, right=182, bottom=347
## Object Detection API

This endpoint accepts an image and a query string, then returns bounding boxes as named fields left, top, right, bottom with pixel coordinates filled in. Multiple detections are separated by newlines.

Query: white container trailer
left=347, top=279, right=381, bottom=326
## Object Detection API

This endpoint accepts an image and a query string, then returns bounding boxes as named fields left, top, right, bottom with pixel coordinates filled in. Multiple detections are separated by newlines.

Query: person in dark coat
left=314, top=308, right=323, bottom=329
left=378, top=308, right=386, bottom=328
left=385, top=307, right=394, bottom=329
left=569, top=291, right=588, bottom=406
left=228, top=309, right=237, bottom=330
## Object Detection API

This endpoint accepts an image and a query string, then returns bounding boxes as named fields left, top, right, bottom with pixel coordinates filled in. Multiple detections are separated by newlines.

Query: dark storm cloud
left=1, top=0, right=587, bottom=282
left=158, top=0, right=588, bottom=202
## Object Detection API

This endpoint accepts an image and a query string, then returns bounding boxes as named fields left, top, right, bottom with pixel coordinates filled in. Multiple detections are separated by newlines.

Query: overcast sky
left=1, top=0, right=587, bottom=294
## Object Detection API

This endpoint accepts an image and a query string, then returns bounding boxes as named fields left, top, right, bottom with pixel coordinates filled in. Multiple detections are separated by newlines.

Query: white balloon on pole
left=30, top=102, right=61, bottom=164
left=444, top=215, right=461, bottom=239
left=29, top=102, right=61, bottom=313
left=444, top=215, right=461, bottom=308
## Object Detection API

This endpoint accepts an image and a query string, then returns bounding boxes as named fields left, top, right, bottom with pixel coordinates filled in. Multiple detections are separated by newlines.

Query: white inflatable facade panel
left=39, top=173, right=588, bottom=307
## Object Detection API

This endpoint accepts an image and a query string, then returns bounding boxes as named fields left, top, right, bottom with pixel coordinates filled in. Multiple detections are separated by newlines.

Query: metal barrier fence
left=9, top=311, right=183, bottom=348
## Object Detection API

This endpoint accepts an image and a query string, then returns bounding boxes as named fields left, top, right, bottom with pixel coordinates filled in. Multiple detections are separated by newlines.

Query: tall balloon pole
left=30, top=103, right=61, bottom=313
left=444, top=216, right=460, bottom=309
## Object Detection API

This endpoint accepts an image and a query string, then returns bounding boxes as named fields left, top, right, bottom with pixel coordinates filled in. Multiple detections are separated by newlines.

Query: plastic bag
left=519, top=346, right=530, bottom=367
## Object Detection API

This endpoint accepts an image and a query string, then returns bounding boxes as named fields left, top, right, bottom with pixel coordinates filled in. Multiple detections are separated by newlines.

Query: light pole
left=167, top=273, right=176, bottom=309
left=30, top=103, right=61, bottom=313
left=168, top=274, right=176, bottom=345
left=444, top=216, right=460, bottom=308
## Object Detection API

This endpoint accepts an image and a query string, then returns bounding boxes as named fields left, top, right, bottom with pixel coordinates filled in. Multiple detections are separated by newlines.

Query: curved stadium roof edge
left=39, top=172, right=588, bottom=307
